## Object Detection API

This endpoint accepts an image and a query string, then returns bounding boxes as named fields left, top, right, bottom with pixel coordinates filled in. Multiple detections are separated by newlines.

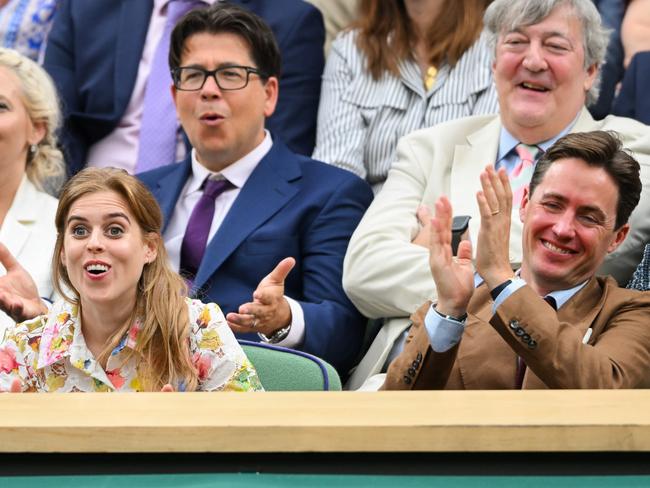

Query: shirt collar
left=474, top=272, right=588, bottom=310
left=545, top=280, right=588, bottom=310
left=496, top=112, right=581, bottom=163
left=188, top=130, right=273, bottom=192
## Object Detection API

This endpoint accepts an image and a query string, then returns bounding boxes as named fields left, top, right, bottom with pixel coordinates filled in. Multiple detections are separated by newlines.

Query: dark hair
left=529, top=131, right=641, bottom=229
left=354, top=0, right=492, bottom=80
left=169, top=2, right=281, bottom=79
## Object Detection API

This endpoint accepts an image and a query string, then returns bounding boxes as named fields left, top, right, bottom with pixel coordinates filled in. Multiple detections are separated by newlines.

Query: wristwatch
left=258, top=324, right=291, bottom=344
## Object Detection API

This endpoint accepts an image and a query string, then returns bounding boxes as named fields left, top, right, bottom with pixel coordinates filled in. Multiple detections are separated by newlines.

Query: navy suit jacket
left=138, top=140, right=374, bottom=375
left=43, top=0, right=324, bottom=175
left=613, top=51, right=650, bottom=125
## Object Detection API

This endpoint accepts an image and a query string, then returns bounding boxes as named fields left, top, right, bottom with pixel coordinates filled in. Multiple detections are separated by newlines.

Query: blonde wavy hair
left=0, top=48, right=65, bottom=191
left=52, top=168, right=199, bottom=391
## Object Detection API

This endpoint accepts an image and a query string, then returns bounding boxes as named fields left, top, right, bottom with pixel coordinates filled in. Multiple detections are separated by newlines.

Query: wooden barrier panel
left=1, top=390, right=650, bottom=453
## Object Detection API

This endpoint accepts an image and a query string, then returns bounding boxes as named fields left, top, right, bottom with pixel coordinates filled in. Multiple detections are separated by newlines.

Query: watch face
left=258, top=325, right=291, bottom=344
left=270, top=325, right=291, bottom=343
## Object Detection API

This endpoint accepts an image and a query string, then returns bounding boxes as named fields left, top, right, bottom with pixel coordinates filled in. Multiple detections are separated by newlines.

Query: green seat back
left=239, top=340, right=342, bottom=391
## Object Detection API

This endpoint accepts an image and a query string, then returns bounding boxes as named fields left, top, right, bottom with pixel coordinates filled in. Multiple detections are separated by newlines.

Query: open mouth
left=541, top=240, right=575, bottom=255
left=200, top=113, right=223, bottom=123
left=85, top=263, right=110, bottom=276
left=519, top=81, right=550, bottom=92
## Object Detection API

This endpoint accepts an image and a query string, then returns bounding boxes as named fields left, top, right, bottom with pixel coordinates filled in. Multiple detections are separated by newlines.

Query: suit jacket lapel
left=555, top=277, right=604, bottom=339
left=571, top=107, right=596, bottom=133
left=194, top=142, right=301, bottom=288
left=521, top=277, right=603, bottom=389
left=115, top=0, right=153, bottom=114
left=149, top=157, right=192, bottom=233
left=0, top=177, right=38, bottom=263
left=450, top=117, right=502, bottom=256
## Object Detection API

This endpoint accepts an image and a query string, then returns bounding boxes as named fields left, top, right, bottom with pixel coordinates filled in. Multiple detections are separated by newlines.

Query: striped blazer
left=313, top=29, right=499, bottom=192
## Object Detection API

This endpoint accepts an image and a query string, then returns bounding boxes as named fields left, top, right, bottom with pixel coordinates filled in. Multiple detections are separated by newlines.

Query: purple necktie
left=136, top=0, right=205, bottom=173
left=180, top=177, right=232, bottom=279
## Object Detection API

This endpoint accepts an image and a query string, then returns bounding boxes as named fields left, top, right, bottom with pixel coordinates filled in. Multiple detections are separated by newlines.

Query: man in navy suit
left=136, top=4, right=372, bottom=375
left=43, top=0, right=324, bottom=175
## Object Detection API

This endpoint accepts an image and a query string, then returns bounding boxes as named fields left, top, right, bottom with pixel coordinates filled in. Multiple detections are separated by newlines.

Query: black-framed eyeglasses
left=171, top=65, right=267, bottom=91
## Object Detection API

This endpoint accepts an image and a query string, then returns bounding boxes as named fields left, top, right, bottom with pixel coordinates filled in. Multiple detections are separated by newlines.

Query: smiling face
left=0, top=66, right=45, bottom=175
left=519, top=157, right=628, bottom=295
left=493, top=4, right=597, bottom=143
left=172, top=32, right=278, bottom=172
left=60, top=191, right=157, bottom=312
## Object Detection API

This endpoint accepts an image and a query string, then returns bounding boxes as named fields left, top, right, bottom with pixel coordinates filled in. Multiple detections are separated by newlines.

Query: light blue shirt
left=424, top=277, right=588, bottom=353
left=494, top=114, right=579, bottom=174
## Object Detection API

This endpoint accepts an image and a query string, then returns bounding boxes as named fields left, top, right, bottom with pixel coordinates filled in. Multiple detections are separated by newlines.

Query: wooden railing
left=1, top=390, right=649, bottom=452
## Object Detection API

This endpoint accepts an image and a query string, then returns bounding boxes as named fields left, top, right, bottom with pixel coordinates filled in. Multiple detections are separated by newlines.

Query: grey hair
left=0, top=48, right=65, bottom=193
left=483, top=0, right=609, bottom=105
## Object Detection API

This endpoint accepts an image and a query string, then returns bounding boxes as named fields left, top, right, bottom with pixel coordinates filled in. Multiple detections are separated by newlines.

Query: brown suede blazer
left=382, top=276, right=650, bottom=390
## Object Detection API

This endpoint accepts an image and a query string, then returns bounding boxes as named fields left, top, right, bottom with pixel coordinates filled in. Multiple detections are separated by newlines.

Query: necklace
left=424, top=65, right=438, bottom=91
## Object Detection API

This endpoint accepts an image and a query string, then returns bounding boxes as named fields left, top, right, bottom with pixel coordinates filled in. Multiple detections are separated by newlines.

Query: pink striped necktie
left=136, top=0, right=206, bottom=173
left=511, top=143, right=542, bottom=208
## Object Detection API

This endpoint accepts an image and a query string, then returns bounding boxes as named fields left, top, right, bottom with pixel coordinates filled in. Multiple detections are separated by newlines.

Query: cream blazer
left=0, top=176, right=58, bottom=336
left=344, top=108, right=650, bottom=389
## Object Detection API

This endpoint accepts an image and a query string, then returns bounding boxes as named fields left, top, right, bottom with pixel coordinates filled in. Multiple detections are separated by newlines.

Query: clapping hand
left=427, top=197, right=475, bottom=317
left=475, top=166, right=516, bottom=290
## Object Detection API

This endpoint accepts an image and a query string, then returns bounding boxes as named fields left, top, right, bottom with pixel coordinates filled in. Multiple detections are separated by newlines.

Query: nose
left=522, top=41, right=548, bottom=72
left=200, top=73, right=222, bottom=100
left=551, top=212, right=576, bottom=240
left=86, top=230, right=105, bottom=253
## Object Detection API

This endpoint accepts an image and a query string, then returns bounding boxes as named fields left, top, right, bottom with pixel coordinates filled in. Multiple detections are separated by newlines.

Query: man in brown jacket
left=383, top=131, right=650, bottom=390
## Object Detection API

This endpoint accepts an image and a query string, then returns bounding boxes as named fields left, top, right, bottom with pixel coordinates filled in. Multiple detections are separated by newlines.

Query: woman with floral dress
left=0, top=168, right=262, bottom=392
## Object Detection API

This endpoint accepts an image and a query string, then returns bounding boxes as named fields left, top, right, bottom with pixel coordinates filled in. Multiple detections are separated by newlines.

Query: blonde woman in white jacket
left=0, top=48, right=65, bottom=336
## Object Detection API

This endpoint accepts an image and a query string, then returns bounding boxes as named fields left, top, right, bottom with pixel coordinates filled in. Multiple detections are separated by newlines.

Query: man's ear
left=263, top=76, right=279, bottom=118
left=171, top=83, right=178, bottom=107
left=584, top=63, right=598, bottom=93
left=607, top=223, right=630, bottom=254
left=519, top=187, right=530, bottom=223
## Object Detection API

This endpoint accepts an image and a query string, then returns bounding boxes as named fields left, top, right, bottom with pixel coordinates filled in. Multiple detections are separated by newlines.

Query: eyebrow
left=181, top=62, right=245, bottom=69
left=541, top=192, right=608, bottom=219
left=507, top=27, right=573, bottom=43
left=67, top=212, right=131, bottom=225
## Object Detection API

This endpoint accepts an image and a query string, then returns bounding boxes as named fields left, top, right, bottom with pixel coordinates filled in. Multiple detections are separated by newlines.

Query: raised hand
left=475, top=165, right=516, bottom=289
left=227, top=257, right=296, bottom=337
left=428, top=196, right=475, bottom=318
left=0, top=243, right=47, bottom=322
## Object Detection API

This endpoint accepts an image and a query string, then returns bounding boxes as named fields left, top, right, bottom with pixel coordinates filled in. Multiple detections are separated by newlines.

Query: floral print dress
left=0, top=298, right=262, bottom=392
